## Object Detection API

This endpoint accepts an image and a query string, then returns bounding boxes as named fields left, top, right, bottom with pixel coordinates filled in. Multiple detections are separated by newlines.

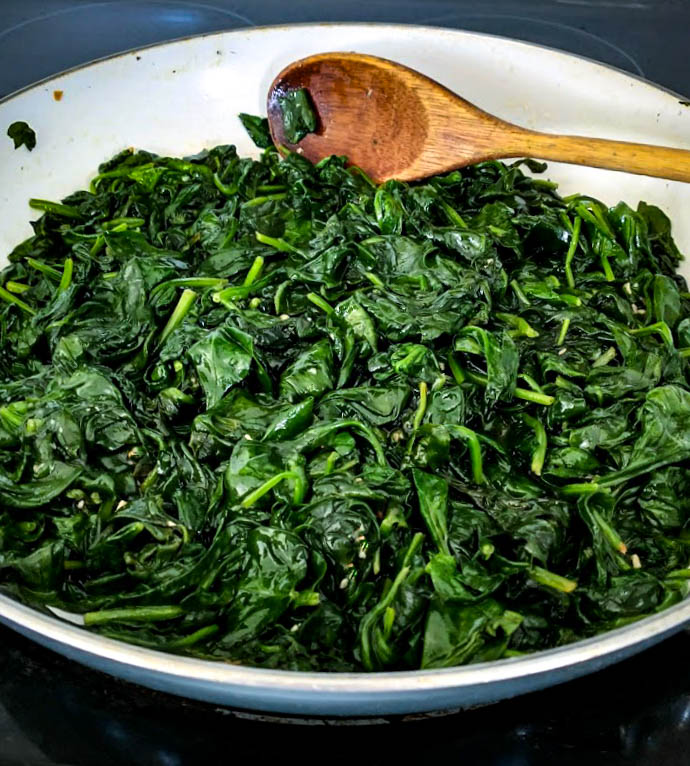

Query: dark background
left=1, top=2, right=689, bottom=764
left=0, top=0, right=688, bottom=99
left=4, top=624, right=690, bottom=765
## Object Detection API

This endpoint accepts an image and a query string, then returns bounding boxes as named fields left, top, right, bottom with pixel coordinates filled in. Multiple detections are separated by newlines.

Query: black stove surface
left=0, top=0, right=688, bottom=99
left=3, top=623, right=690, bottom=765
left=1, top=2, right=689, bottom=764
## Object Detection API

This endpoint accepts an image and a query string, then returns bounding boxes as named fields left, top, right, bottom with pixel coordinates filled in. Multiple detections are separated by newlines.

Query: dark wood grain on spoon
left=267, top=52, right=690, bottom=184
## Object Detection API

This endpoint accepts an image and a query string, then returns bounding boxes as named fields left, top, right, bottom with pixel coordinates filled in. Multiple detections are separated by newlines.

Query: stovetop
left=1, top=2, right=689, bottom=764
left=0, top=1, right=688, bottom=101
left=3, top=623, right=690, bottom=765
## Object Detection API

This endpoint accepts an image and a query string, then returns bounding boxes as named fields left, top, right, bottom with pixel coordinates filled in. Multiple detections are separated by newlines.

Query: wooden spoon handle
left=505, top=128, right=690, bottom=183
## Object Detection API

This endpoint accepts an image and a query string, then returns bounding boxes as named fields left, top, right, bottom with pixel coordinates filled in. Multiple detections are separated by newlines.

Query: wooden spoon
left=267, top=52, right=690, bottom=184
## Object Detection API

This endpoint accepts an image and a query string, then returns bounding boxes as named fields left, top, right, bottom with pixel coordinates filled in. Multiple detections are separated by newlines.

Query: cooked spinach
left=7, top=121, right=36, bottom=151
left=238, top=114, right=272, bottom=149
left=278, top=88, right=317, bottom=143
left=1, top=118, right=690, bottom=672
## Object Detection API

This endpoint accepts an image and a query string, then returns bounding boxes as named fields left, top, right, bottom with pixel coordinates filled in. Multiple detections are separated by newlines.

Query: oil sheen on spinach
left=1, top=114, right=690, bottom=672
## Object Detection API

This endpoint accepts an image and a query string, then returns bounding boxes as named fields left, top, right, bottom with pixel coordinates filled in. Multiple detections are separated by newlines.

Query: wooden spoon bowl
left=267, top=52, right=690, bottom=184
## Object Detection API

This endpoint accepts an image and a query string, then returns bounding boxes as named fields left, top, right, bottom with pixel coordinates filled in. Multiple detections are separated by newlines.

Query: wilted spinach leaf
left=238, top=113, right=272, bottom=149
left=7, top=121, right=36, bottom=151
left=278, top=88, right=317, bottom=143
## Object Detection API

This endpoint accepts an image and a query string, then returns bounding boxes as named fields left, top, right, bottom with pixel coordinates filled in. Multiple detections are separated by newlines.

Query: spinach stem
left=496, top=312, right=539, bottom=338
left=363, top=272, right=385, bottom=289
left=293, top=590, right=320, bottom=607
left=58, top=258, right=73, bottom=292
left=557, top=317, right=570, bottom=347
left=274, top=280, right=290, bottom=314
left=4, top=281, right=30, bottom=294
left=349, top=166, right=377, bottom=188
left=158, top=289, right=197, bottom=346
left=348, top=422, right=387, bottom=466
left=29, top=198, right=81, bottom=219
left=630, top=321, right=674, bottom=346
left=151, top=277, right=227, bottom=299
left=241, top=471, right=299, bottom=508
left=666, top=569, right=690, bottom=580
left=458, top=364, right=554, bottom=405
left=412, top=382, right=428, bottom=432
left=90, top=235, right=105, bottom=256
left=448, top=353, right=465, bottom=384
left=243, top=256, right=265, bottom=287
left=243, top=193, right=287, bottom=207
left=240, top=473, right=290, bottom=507
left=83, top=605, right=184, bottom=626
left=454, top=426, right=486, bottom=484
left=515, top=388, right=555, bottom=406
left=323, top=451, right=340, bottom=475
left=168, top=624, right=219, bottom=648
left=600, top=252, right=615, bottom=282
left=591, top=508, right=628, bottom=554
left=212, top=172, right=237, bottom=196
left=522, top=413, right=547, bottom=476
left=519, top=374, right=545, bottom=394
left=575, top=202, right=615, bottom=240
left=561, top=482, right=602, bottom=496
left=564, top=216, right=581, bottom=289
left=90, top=161, right=152, bottom=191
left=255, top=231, right=301, bottom=253
left=213, top=281, right=265, bottom=306
left=102, top=217, right=145, bottom=230
left=166, top=159, right=214, bottom=179
left=530, top=566, right=577, bottom=593
left=306, top=292, right=334, bottom=315
left=0, top=285, right=36, bottom=315
left=510, top=279, right=531, bottom=307
left=382, top=606, right=395, bottom=639
left=406, top=382, right=428, bottom=457
left=27, top=258, right=61, bottom=280
left=592, top=346, right=617, bottom=368
left=257, top=184, right=287, bottom=193
left=440, top=201, right=467, bottom=228
left=558, top=210, right=574, bottom=234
